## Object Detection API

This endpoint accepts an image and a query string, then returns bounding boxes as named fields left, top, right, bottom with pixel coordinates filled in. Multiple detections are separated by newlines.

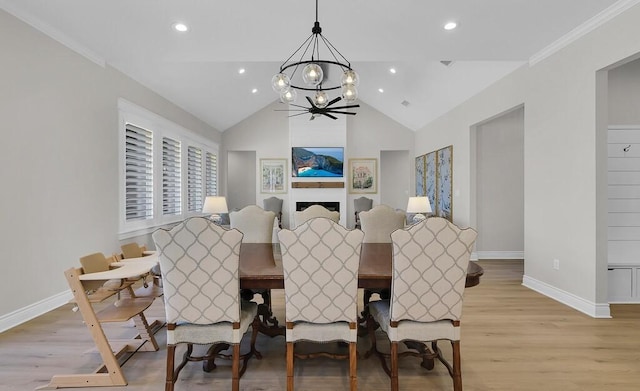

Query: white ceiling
left=1, top=0, right=624, bottom=131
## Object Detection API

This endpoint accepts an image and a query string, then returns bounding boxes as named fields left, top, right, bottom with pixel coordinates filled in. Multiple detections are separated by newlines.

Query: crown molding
left=0, top=0, right=105, bottom=67
left=529, top=0, right=640, bottom=66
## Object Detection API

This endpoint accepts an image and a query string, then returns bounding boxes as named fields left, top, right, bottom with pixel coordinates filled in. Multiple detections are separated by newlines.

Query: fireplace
left=296, top=201, right=340, bottom=212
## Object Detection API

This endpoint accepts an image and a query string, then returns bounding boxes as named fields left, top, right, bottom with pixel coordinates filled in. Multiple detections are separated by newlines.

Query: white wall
left=609, top=57, right=640, bottom=125
left=475, top=107, right=524, bottom=258
left=381, top=150, right=411, bottom=211
left=415, top=3, right=640, bottom=317
left=227, top=151, right=257, bottom=210
left=0, top=10, right=221, bottom=327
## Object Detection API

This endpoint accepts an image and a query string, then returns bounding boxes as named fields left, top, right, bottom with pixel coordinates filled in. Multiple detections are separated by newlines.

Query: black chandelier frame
left=277, top=1, right=354, bottom=93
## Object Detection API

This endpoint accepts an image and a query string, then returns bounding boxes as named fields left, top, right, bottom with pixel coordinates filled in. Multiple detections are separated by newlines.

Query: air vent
left=440, top=60, right=454, bottom=67
left=401, top=100, right=411, bottom=107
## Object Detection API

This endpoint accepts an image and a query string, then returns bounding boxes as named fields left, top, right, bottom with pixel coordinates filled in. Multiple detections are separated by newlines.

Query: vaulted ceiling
left=1, top=0, right=623, bottom=131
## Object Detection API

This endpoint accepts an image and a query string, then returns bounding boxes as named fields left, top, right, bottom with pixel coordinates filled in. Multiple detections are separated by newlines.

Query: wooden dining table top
left=239, top=242, right=483, bottom=290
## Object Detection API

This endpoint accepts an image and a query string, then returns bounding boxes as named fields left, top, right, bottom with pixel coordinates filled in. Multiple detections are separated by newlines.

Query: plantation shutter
left=187, top=146, right=203, bottom=212
left=162, top=137, right=181, bottom=215
left=206, top=152, right=218, bottom=196
left=124, top=124, right=153, bottom=221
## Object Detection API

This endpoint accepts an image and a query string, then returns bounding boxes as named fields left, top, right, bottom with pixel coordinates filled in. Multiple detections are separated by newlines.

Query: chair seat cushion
left=369, top=300, right=459, bottom=342
left=168, top=301, right=257, bottom=345
left=287, top=321, right=356, bottom=343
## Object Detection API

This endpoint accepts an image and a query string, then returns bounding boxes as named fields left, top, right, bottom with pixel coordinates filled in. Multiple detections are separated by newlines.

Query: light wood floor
left=2, top=260, right=640, bottom=391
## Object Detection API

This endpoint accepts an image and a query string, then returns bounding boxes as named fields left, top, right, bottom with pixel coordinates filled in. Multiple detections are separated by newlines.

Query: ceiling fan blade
left=275, top=109, right=308, bottom=112
left=290, top=103, right=309, bottom=109
left=305, top=96, right=317, bottom=108
left=288, top=112, right=312, bottom=118
left=326, top=104, right=360, bottom=110
left=321, top=112, right=338, bottom=120
left=324, top=110, right=357, bottom=116
left=325, top=96, right=342, bottom=107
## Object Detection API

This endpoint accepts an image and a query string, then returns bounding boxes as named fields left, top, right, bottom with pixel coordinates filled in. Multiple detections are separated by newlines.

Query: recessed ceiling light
left=251, top=88, right=258, bottom=94
left=378, top=88, right=384, bottom=93
left=389, top=68, right=397, bottom=74
left=444, top=21, right=457, bottom=30
left=238, top=68, right=246, bottom=74
left=173, top=22, right=189, bottom=32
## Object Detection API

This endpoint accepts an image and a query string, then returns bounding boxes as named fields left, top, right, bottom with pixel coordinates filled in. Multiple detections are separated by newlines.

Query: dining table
left=238, top=242, right=484, bottom=339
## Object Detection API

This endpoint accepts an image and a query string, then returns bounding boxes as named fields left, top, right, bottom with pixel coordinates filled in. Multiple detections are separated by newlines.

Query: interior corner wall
left=476, top=107, right=524, bottom=256
left=0, top=9, right=221, bottom=325
left=608, top=57, right=640, bottom=125
left=414, top=4, right=640, bottom=315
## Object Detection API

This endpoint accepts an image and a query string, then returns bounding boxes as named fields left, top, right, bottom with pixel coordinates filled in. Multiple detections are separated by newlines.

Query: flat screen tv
left=292, top=147, right=344, bottom=177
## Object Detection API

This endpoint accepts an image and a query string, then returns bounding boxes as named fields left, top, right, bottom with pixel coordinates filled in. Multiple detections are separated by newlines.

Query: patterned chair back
left=390, top=217, right=477, bottom=323
left=360, top=204, right=406, bottom=243
left=293, top=204, right=340, bottom=228
left=278, top=218, right=364, bottom=324
left=230, top=205, right=276, bottom=243
left=152, top=217, right=243, bottom=325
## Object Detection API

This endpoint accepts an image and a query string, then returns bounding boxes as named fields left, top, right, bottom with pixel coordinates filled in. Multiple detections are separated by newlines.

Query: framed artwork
left=425, top=151, right=437, bottom=214
left=414, top=145, right=453, bottom=222
left=436, top=146, right=453, bottom=220
left=349, top=158, right=377, bottom=193
left=415, top=155, right=425, bottom=196
left=260, top=158, right=287, bottom=193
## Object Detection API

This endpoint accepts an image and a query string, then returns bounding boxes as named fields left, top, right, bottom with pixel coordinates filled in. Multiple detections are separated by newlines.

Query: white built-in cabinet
left=607, top=126, right=640, bottom=303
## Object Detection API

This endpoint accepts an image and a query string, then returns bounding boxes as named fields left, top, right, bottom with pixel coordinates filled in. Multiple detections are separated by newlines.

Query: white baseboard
left=0, top=290, right=72, bottom=333
left=522, top=275, right=611, bottom=318
left=476, top=251, right=524, bottom=260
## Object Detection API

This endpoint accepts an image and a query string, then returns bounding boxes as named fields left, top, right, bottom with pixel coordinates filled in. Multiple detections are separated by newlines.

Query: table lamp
left=202, top=196, right=228, bottom=224
left=406, top=196, right=432, bottom=224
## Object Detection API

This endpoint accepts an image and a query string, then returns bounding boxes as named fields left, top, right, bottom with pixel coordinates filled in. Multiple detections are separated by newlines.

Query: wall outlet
left=553, top=259, right=560, bottom=270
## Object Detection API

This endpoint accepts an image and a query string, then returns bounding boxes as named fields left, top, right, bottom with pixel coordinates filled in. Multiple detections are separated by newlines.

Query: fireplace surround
left=295, top=201, right=340, bottom=212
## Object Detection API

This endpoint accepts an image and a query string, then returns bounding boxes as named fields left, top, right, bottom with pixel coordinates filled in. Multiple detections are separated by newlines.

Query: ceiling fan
left=276, top=96, right=360, bottom=120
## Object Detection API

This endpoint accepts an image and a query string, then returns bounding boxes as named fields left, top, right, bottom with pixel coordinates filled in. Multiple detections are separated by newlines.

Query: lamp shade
left=406, top=196, right=432, bottom=214
left=202, top=196, right=228, bottom=214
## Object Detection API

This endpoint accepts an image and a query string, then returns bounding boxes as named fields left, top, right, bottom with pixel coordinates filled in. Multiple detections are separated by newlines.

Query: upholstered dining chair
left=366, top=217, right=477, bottom=391
left=278, top=218, right=364, bottom=391
left=230, top=205, right=277, bottom=308
left=152, top=217, right=261, bottom=391
left=293, top=204, right=340, bottom=228
left=353, top=196, right=373, bottom=229
left=263, top=196, right=284, bottom=228
left=359, top=204, right=407, bottom=305
left=230, top=205, right=277, bottom=243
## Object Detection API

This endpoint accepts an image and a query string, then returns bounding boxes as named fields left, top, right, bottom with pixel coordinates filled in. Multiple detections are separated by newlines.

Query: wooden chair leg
left=390, top=341, right=399, bottom=391
left=349, top=341, right=357, bottom=391
left=232, top=344, right=240, bottom=391
left=286, top=342, right=294, bottom=391
left=165, top=344, right=175, bottom=391
left=452, top=340, right=462, bottom=391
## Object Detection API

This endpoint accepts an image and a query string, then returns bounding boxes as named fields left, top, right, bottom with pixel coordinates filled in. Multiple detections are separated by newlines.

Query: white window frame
left=118, top=99, right=219, bottom=238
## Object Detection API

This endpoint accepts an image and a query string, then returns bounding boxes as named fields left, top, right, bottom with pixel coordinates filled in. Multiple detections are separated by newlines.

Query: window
left=206, top=152, right=218, bottom=196
left=162, top=137, right=181, bottom=216
left=119, top=99, right=219, bottom=237
left=124, top=124, right=153, bottom=222
left=187, top=146, right=203, bottom=212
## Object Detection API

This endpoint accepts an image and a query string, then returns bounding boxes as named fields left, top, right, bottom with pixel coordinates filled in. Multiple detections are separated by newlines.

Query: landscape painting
left=291, top=147, right=344, bottom=177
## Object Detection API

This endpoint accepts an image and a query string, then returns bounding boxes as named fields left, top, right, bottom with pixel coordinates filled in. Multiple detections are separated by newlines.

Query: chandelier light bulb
left=280, top=87, right=297, bottom=104
left=302, top=63, right=324, bottom=86
left=314, top=90, right=329, bottom=108
left=342, top=84, right=358, bottom=103
left=341, top=69, right=359, bottom=87
left=271, top=73, right=290, bottom=92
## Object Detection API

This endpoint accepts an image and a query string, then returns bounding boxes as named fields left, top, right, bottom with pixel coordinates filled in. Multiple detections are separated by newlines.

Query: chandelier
left=272, top=0, right=360, bottom=120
